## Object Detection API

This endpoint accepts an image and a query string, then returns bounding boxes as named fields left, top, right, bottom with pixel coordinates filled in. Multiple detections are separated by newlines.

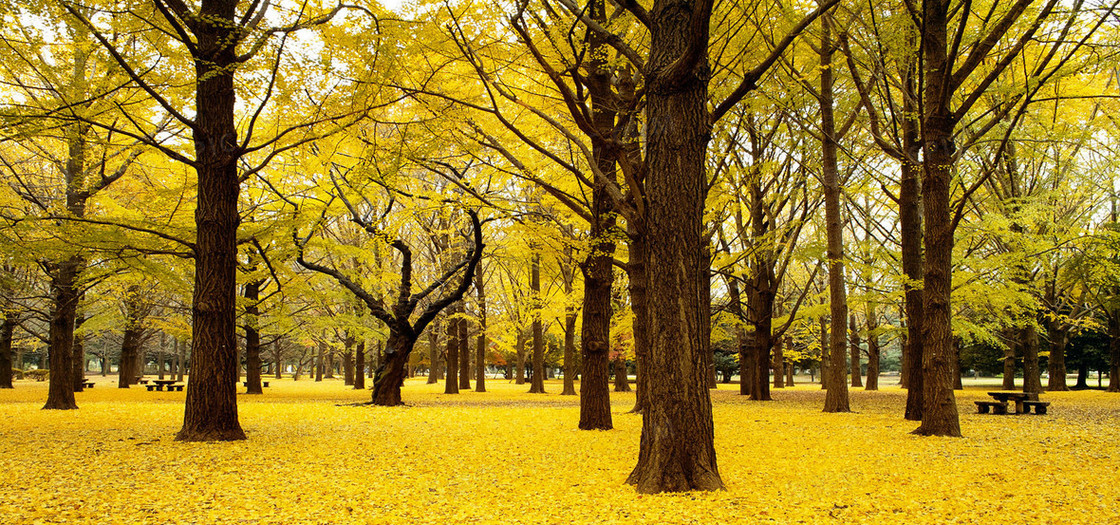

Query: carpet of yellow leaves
left=1, top=377, right=1118, bottom=524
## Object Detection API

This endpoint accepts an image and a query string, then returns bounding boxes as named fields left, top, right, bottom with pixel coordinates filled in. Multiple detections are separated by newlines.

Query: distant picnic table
left=975, top=391, right=1050, bottom=415
left=146, top=379, right=184, bottom=392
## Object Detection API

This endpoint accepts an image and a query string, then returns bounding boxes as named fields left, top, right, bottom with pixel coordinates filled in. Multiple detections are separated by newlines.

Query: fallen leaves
left=1, top=379, right=1118, bottom=524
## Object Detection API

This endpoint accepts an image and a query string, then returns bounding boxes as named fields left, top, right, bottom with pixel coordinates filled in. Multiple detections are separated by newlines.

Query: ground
left=1, top=376, right=1117, bottom=524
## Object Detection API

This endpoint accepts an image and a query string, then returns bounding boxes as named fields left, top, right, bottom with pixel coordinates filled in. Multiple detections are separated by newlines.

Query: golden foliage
left=2, top=379, right=1118, bottom=523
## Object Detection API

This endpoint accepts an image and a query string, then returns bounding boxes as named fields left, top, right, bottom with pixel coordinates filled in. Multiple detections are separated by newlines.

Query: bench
left=136, top=379, right=149, bottom=385
left=171, top=385, right=184, bottom=392
left=1022, top=401, right=1050, bottom=415
left=243, top=381, right=270, bottom=388
left=975, top=401, right=1008, bottom=415
left=145, top=384, right=159, bottom=391
left=82, top=382, right=94, bottom=388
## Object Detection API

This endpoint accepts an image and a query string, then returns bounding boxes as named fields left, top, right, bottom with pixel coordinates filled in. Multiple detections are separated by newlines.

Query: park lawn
left=1, top=378, right=1117, bottom=524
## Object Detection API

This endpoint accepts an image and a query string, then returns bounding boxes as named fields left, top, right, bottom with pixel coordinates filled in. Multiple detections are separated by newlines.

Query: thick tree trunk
left=529, top=254, right=546, bottom=394
left=371, top=332, right=415, bottom=406
left=821, top=14, right=849, bottom=413
left=45, top=258, right=81, bottom=410
left=899, top=100, right=925, bottom=421
left=613, top=356, right=631, bottom=392
left=177, top=0, right=246, bottom=441
left=0, top=316, right=15, bottom=388
left=1003, top=334, right=1018, bottom=390
left=117, top=326, right=143, bottom=388
left=244, top=280, right=263, bottom=394
left=912, top=0, right=960, bottom=436
left=627, top=0, right=723, bottom=491
left=627, top=229, right=650, bottom=413
left=1022, top=325, right=1042, bottom=394
left=1047, top=319, right=1069, bottom=391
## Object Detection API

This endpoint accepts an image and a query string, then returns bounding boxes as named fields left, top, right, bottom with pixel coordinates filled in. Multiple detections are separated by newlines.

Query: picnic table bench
left=976, top=392, right=1050, bottom=415
left=82, top=381, right=94, bottom=388
left=243, top=381, right=270, bottom=388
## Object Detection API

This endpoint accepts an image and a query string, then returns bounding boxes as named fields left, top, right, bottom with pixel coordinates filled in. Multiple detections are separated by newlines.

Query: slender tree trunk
left=529, top=253, right=546, bottom=394
left=458, top=304, right=470, bottom=390
left=772, top=336, right=784, bottom=389
left=1003, top=333, right=1018, bottom=390
left=865, top=305, right=880, bottom=390
left=475, top=262, right=487, bottom=393
left=244, top=279, right=263, bottom=394
left=627, top=0, right=723, bottom=492
left=819, top=315, right=829, bottom=389
left=177, top=0, right=245, bottom=441
left=627, top=230, right=650, bottom=413
left=444, top=309, right=460, bottom=394
left=353, top=341, right=366, bottom=390
left=821, top=14, right=850, bottom=413
left=428, top=320, right=441, bottom=383
left=899, top=90, right=925, bottom=420
left=315, top=340, right=325, bottom=382
left=515, top=330, right=526, bottom=384
left=1108, top=315, right=1120, bottom=392
left=849, top=314, right=863, bottom=388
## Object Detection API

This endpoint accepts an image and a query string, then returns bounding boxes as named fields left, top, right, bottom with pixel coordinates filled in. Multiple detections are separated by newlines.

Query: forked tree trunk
left=371, top=333, right=415, bottom=406
left=627, top=0, right=723, bottom=492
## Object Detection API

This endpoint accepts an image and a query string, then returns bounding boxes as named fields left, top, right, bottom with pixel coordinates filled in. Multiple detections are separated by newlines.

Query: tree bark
left=0, top=316, right=15, bottom=388
left=626, top=229, right=650, bottom=413
left=912, top=0, right=960, bottom=437
left=371, top=332, right=414, bottom=406
left=1047, top=318, right=1069, bottom=391
left=428, top=320, right=441, bottom=383
left=849, top=314, right=862, bottom=388
left=177, top=0, right=246, bottom=441
left=529, top=253, right=546, bottom=394
left=515, top=329, right=526, bottom=384
left=354, top=341, right=365, bottom=390
left=1108, top=315, right=1120, bottom=392
left=475, top=262, right=487, bottom=393
left=244, top=279, right=263, bottom=395
left=1022, top=325, right=1043, bottom=394
left=865, top=305, right=880, bottom=390
left=626, top=0, right=723, bottom=492
left=444, top=309, right=460, bottom=394
left=458, top=303, right=471, bottom=390
left=613, top=356, right=631, bottom=392
left=821, top=14, right=850, bottom=413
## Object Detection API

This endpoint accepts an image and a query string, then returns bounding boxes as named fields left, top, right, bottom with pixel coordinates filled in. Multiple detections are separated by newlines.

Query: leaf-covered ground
left=1, top=377, right=1117, bottom=524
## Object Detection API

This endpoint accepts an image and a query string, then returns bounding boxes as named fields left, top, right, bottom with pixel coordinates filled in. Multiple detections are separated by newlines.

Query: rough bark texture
left=626, top=230, right=650, bottom=414
left=176, top=0, right=246, bottom=441
left=1021, top=325, right=1042, bottom=394
left=529, top=254, right=546, bottom=394
left=117, top=325, right=143, bottom=388
left=821, top=14, right=850, bottom=413
left=371, top=332, right=414, bottom=406
left=912, top=0, right=960, bottom=436
left=849, top=314, right=862, bottom=388
left=899, top=88, right=925, bottom=422
left=626, top=0, right=723, bottom=492
left=613, top=356, right=632, bottom=392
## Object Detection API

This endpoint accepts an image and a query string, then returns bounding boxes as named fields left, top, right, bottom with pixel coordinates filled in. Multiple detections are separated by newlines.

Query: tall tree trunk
left=177, top=0, right=245, bottom=441
left=72, top=313, right=87, bottom=391
left=772, top=336, right=784, bottom=389
left=343, top=333, right=355, bottom=386
left=1108, top=314, right=1120, bottom=392
left=353, top=341, right=366, bottom=389
left=529, top=253, right=546, bottom=394
left=1047, top=319, right=1069, bottom=391
left=444, top=309, right=460, bottom=394
left=819, top=315, right=829, bottom=389
left=561, top=304, right=577, bottom=396
left=1003, top=332, right=1018, bottom=390
left=849, top=314, right=863, bottom=388
left=428, top=319, right=441, bottom=383
left=865, top=305, right=880, bottom=390
left=821, top=14, right=850, bottom=413
left=0, top=316, right=15, bottom=388
left=899, top=74, right=925, bottom=421
left=515, top=329, right=526, bottom=384
left=627, top=229, right=650, bottom=413
left=1022, top=325, right=1042, bottom=394
left=117, top=324, right=143, bottom=388
left=627, top=0, right=723, bottom=492
left=458, top=304, right=471, bottom=390
left=913, top=0, right=960, bottom=436
left=315, top=340, right=325, bottom=382
left=475, top=262, right=487, bottom=393
left=244, top=279, right=263, bottom=395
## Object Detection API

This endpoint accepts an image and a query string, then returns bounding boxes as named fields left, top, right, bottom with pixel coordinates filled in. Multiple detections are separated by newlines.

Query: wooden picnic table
left=976, top=391, right=1049, bottom=415
left=146, top=379, right=184, bottom=392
